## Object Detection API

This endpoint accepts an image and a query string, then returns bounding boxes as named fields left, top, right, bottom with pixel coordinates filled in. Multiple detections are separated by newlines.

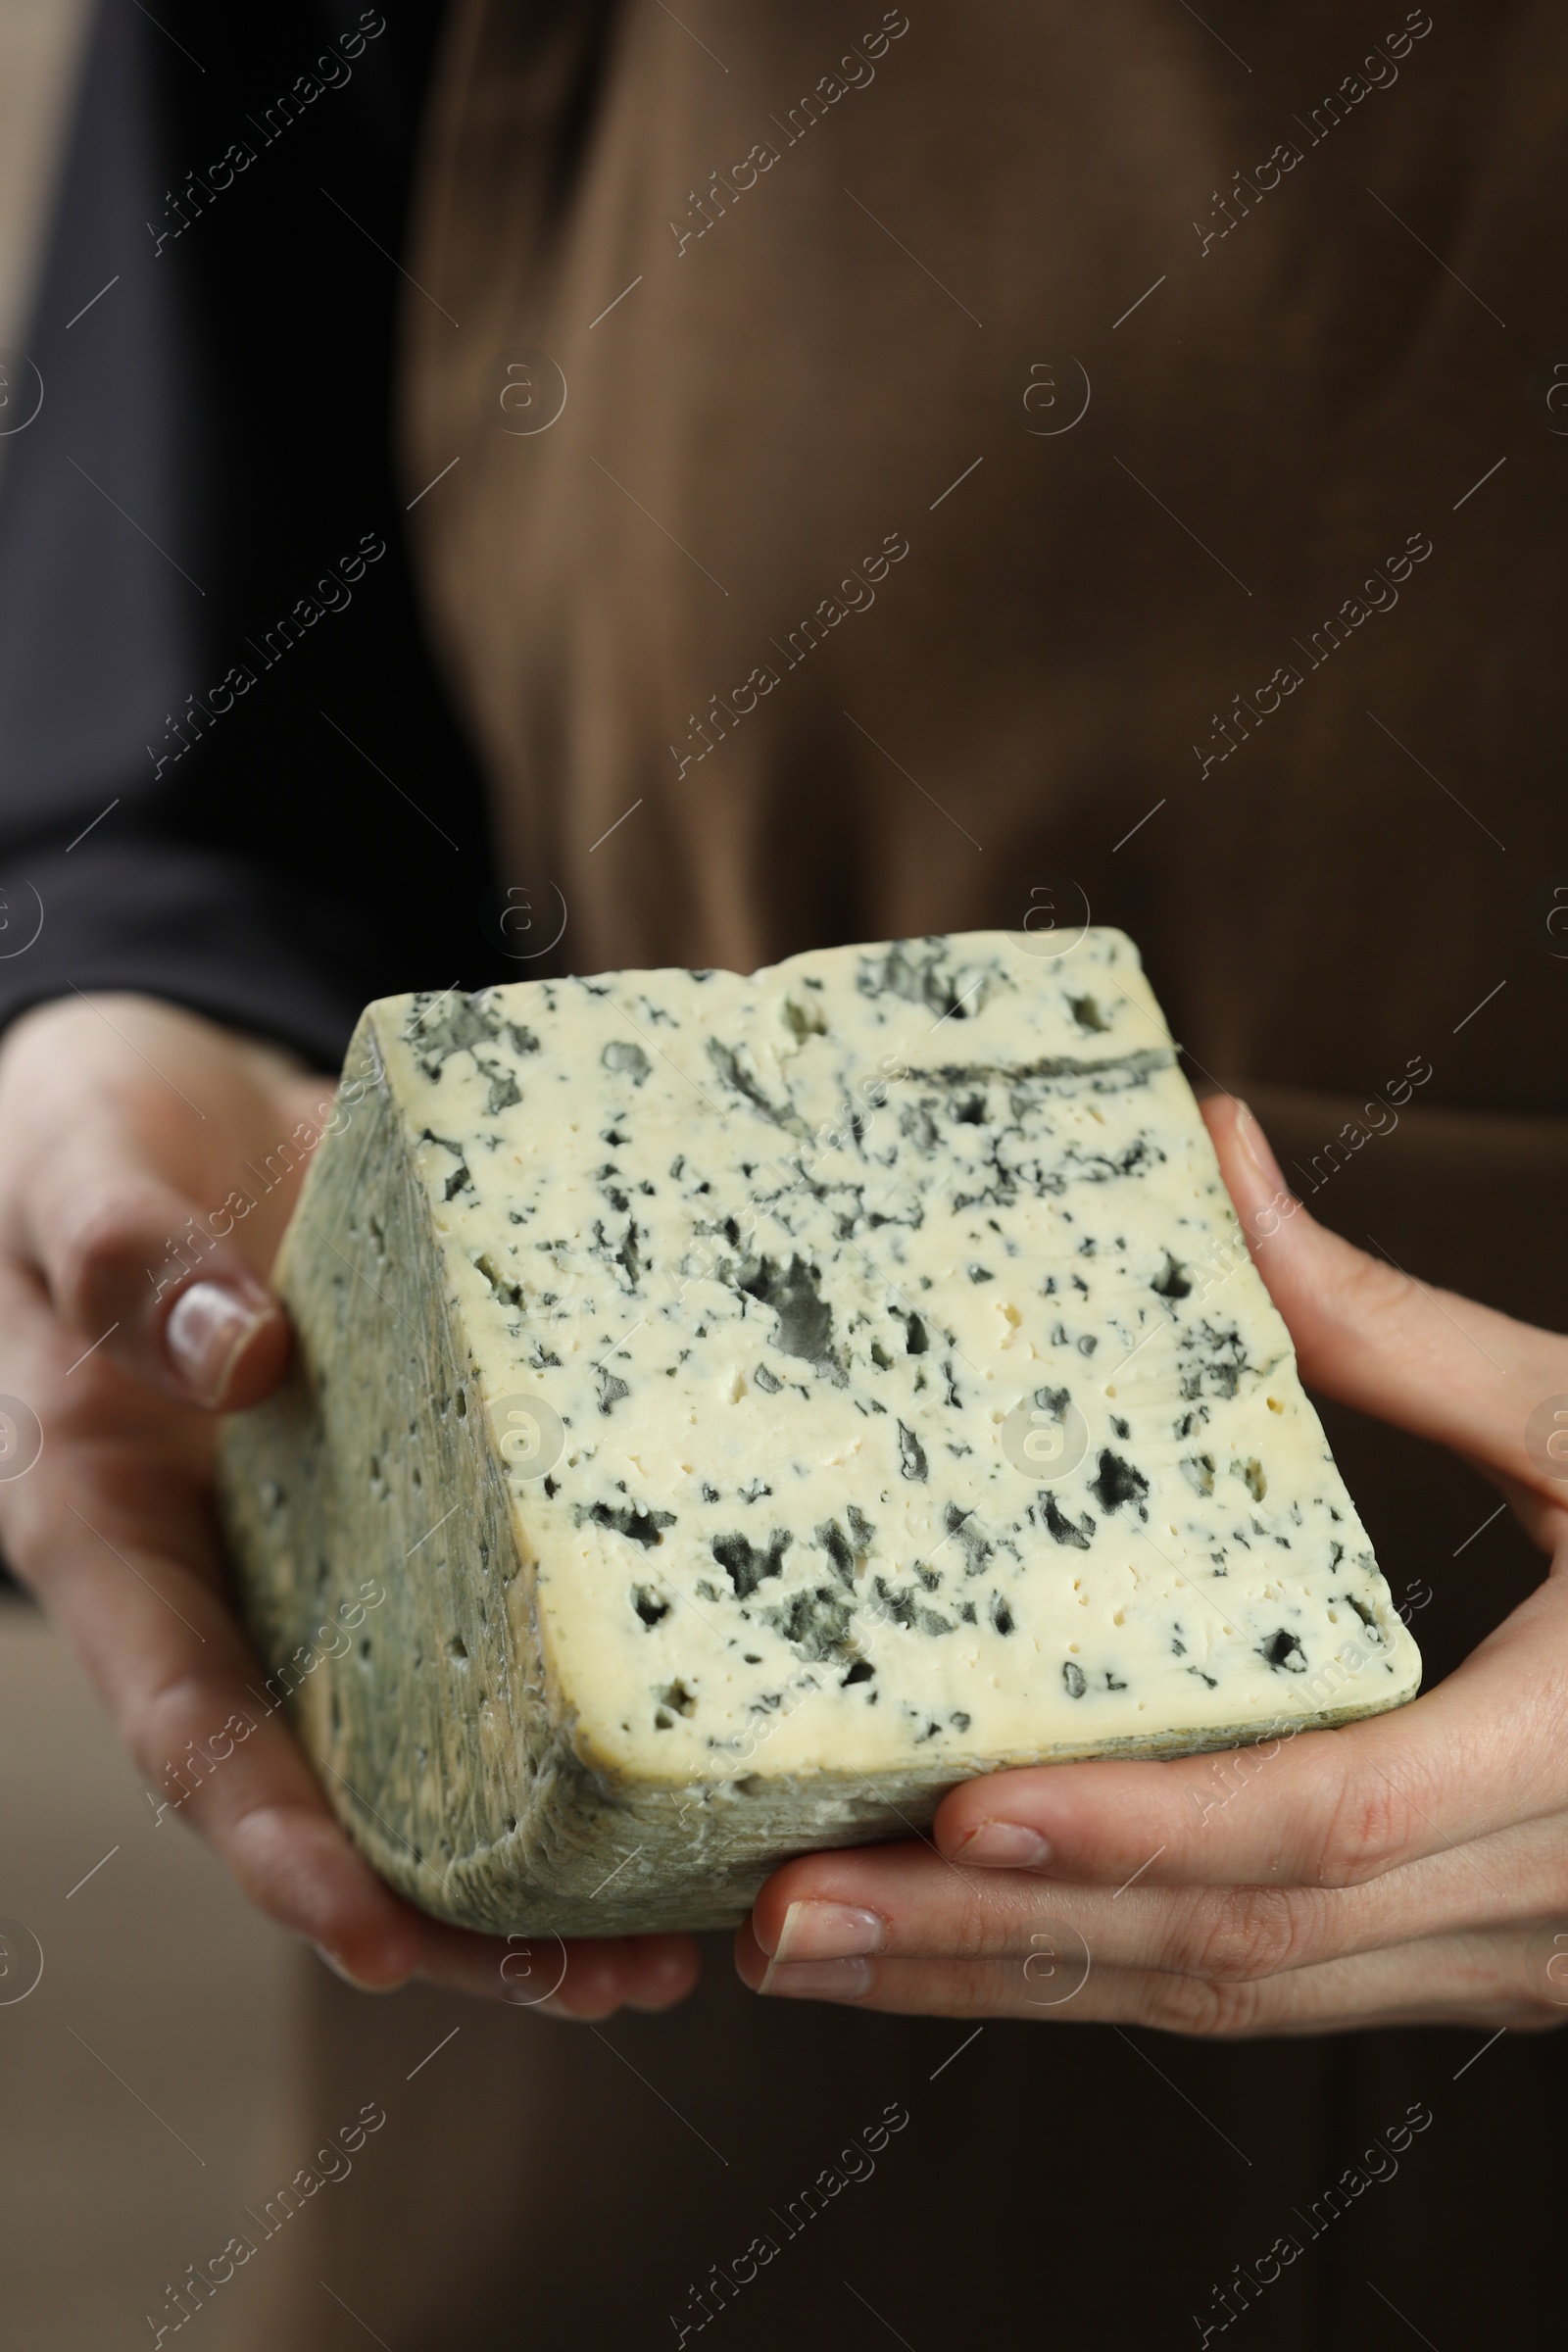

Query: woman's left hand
left=735, top=1097, right=1568, bottom=2037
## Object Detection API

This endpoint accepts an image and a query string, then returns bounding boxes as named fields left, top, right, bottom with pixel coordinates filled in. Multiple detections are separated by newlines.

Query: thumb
left=18, top=1152, right=290, bottom=1411
left=1202, top=1093, right=1567, bottom=1505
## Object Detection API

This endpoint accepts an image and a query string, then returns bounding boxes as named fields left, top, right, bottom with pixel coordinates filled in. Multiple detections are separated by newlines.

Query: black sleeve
left=0, top=1, right=505, bottom=1074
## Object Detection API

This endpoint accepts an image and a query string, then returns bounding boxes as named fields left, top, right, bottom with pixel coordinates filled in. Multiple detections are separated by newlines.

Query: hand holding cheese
left=0, top=995, right=698, bottom=2018
left=741, top=1096, right=1568, bottom=2035
left=219, top=931, right=1419, bottom=1939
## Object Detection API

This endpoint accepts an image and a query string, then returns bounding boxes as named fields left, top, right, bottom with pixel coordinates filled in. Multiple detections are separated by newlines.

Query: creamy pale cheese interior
left=219, top=930, right=1421, bottom=1935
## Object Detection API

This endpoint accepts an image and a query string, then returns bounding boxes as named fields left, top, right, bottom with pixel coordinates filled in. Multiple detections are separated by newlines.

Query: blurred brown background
left=0, top=7, right=294, bottom=2343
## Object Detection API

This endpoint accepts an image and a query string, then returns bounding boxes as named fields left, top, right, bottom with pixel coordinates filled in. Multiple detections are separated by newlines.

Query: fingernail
left=770, top=1899, right=886, bottom=1965
left=313, top=1943, right=401, bottom=1993
left=166, top=1280, right=270, bottom=1406
left=1236, top=1102, right=1290, bottom=1200
left=760, top=1956, right=874, bottom=2000
left=954, top=1822, right=1053, bottom=1869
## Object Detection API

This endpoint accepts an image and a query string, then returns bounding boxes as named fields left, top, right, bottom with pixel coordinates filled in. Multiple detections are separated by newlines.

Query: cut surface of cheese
left=218, top=929, right=1421, bottom=1936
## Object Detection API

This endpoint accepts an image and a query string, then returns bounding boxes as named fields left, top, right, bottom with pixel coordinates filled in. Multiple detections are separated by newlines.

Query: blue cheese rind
left=217, top=929, right=1420, bottom=1935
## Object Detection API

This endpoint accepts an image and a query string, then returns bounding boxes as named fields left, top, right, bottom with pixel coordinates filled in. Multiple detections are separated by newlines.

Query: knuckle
left=956, top=1893, right=1017, bottom=1962
left=1180, top=1886, right=1304, bottom=1982
left=1313, top=1768, right=1413, bottom=1886
left=909, top=1878, right=1025, bottom=1965
left=51, top=1190, right=155, bottom=1327
left=1337, top=1245, right=1419, bottom=1332
left=1140, top=1968, right=1268, bottom=2039
left=1549, top=1854, right=1568, bottom=1916
left=124, top=1667, right=243, bottom=1783
left=915, top=1962, right=1020, bottom=2020
left=913, top=1895, right=1008, bottom=1968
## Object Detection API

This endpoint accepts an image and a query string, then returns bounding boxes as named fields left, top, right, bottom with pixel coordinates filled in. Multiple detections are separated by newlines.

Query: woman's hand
left=736, top=1096, right=1568, bottom=2036
left=0, top=994, right=698, bottom=2021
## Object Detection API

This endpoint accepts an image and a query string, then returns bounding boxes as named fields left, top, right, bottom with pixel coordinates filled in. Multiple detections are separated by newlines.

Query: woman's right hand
left=0, top=992, right=700, bottom=2017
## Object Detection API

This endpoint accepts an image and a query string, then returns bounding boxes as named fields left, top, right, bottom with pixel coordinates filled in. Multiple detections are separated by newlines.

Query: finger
left=0, top=1270, right=424, bottom=1986
left=2, top=1262, right=700, bottom=2014
left=87, top=1598, right=424, bottom=1990
left=934, top=1562, right=1568, bottom=1888
left=12, top=1150, right=291, bottom=1410
left=412, top=1920, right=702, bottom=2018
left=0, top=995, right=323, bottom=1408
left=743, top=1815, right=1568, bottom=1984
left=736, top=1911, right=1559, bottom=2035
left=1203, top=1095, right=1568, bottom=1510
left=66, top=1577, right=424, bottom=1989
left=1457, top=1458, right=1568, bottom=1556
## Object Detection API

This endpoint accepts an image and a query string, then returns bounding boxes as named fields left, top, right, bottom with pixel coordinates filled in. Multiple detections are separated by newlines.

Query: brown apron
left=238, top=5, right=1568, bottom=2343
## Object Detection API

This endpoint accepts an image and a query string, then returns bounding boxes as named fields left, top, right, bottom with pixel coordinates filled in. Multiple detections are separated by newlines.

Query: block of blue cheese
left=217, top=929, right=1420, bottom=1936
